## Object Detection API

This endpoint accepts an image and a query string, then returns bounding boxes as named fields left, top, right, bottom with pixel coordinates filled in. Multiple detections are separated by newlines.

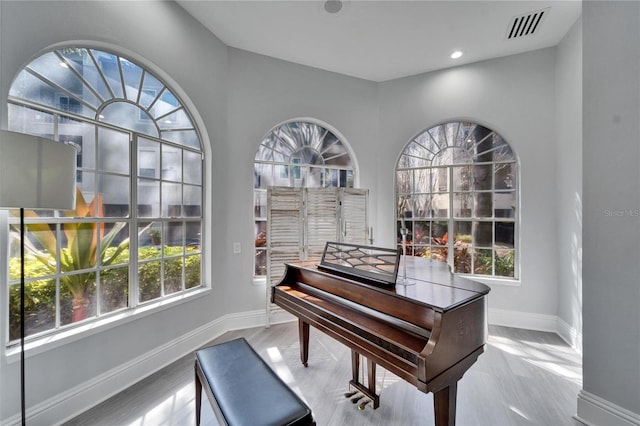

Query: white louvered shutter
left=266, top=186, right=368, bottom=325
left=267, top=187, right=304, bottom=287
left=340, top=188, right=369, bottom=245
left=305, top=188, right=339, bottom=261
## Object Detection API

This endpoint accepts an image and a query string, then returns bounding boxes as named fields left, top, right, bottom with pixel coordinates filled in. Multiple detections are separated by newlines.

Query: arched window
left=6, top=47, right=204, bottom=343
left=396, top=122, right=518, bottom=278
left=253, top=120, right=355, bottom=276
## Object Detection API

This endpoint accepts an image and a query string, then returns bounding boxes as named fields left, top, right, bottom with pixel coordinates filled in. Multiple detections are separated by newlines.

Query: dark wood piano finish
left=271, top=256, right=490, bottom=426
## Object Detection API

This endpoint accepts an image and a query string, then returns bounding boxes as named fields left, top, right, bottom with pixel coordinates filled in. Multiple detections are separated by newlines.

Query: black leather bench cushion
left=196, top=337, right=313, bottom=426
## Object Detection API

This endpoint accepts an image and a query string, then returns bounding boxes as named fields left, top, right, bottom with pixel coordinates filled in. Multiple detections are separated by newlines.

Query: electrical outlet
left=233, top=242, right=241, bottom=254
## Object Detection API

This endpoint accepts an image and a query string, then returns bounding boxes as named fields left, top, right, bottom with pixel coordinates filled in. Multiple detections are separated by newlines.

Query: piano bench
left=195, top=337, right=315, bottom=426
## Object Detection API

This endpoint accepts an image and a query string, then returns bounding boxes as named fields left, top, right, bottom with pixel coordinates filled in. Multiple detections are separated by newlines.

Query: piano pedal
left=343, top=390, right=357, bottom=398
left=351, top=394, right=364, bottom=404
left=357, top=399, right=371, bottom=411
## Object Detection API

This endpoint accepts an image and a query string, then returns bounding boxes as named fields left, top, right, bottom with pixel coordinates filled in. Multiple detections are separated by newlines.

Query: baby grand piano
left=271, top=242, right=490, bottom=426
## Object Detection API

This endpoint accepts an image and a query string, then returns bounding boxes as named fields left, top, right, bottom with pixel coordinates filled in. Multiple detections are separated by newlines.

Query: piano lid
left=288, top=256, right=489, bottom=313
left=394, top=256, right=490, bottom=311
left=400, top=256, right=490, bottom=294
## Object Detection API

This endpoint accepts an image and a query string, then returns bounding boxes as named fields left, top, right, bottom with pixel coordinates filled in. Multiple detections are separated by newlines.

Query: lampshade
left=0, top=130, right=77, bottom=210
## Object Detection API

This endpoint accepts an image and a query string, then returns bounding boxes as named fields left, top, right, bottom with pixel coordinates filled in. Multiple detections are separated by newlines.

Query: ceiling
left=176, top=0, right=582, bottom=82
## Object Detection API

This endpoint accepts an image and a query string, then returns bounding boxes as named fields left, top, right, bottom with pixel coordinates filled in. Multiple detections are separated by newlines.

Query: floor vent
left=506, top=8, right=549, bottom=39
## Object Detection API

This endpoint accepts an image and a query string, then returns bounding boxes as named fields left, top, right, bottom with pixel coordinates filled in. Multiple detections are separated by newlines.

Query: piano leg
left=433, top=382, right=457, bottom=426
left=299, top=320, right=309, bottom=367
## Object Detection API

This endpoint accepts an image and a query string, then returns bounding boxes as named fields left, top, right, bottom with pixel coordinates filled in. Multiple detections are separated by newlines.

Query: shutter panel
left=305, top=188, right=339, bottom=261
left=267, top=187, right=303, bottom=287
left=340, top=188, right=369, bottom=245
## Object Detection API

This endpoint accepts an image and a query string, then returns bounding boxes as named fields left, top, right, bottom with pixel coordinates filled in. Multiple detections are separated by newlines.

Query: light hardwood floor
left=64, top=323, right=583, bottom=426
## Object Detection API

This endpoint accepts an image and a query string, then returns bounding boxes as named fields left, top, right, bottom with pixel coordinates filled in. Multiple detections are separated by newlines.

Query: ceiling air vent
left=506, top=7, right=549, bottom=40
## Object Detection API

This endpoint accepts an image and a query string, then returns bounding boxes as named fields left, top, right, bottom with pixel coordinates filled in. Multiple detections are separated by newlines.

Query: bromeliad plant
left=18, top=188, right=131, bottom=322
left=424, top=232, right=472, bottom=273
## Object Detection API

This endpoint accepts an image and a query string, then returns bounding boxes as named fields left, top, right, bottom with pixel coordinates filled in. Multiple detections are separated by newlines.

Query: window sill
left=253, top=276, right=267, bottom=286
left=469, top=276, right=521, bottom=287
left=5, top=286, right=212, bottom=364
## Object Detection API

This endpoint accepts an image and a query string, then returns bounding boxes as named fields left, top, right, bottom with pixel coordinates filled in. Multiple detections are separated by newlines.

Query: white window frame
left=395, top=121, right=519, bottom=280
left=4, top=46, right=206, bottom=349
left=253, top=120, right=357, bottom=279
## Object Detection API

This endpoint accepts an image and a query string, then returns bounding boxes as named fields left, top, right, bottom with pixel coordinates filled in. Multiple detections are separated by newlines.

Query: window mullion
left=96, top=268, right=102, bottom=318
left=159, top=145, right=165, bottom=299
left=53, top=112, right=59, bottom=140
left=447, top=166, right=454, bottom=270
left=491, top=164, right=496, bottom=276
left=129, top=134, right=139, bottom=309
left=55, top=223, right=62, bottom=330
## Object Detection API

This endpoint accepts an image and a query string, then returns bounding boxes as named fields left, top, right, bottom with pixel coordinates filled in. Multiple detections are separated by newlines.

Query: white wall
left=555, top=17, right=583, bottom=351
left=579, top=1, right=640, bottom=424
left=2, top=1, right=621, bottom=424
left=0, top=1, right=230, bottom=423
left=224, top=48, right=379, bottom=307
left=378, top=49, right=560, bottom=322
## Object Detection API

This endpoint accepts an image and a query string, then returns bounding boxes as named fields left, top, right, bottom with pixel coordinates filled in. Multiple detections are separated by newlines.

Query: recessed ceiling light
left=450, top=51, right=463, bottom=59
left=59, top=62, right=69, bottom=68
left=324, top=0, right=342, bottom=14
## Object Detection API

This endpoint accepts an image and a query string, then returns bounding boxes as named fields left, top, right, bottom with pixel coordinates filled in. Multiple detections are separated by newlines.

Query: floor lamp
left=0, top=130, right=77, bottom=425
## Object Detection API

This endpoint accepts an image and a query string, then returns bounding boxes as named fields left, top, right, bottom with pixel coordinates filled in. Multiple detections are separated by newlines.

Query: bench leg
left=195, top=363, right=202, bottom=426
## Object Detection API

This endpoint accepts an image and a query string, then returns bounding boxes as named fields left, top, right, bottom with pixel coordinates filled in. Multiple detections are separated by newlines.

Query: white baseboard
left=557, top=317, right=583, bottom=354
left=5, top=307, right=586, bottom=425
left=267, top=307, right=296, bottom=326
left=576, top=390, right=640, bottom=426
left=7, top=309, right=268, bottom=426
left=489, top=308, right=583, bottom=353
left=488, top=307, right=558, bottom=332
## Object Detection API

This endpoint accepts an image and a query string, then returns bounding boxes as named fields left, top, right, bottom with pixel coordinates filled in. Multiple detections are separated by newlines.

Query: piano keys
left=271, top=250, right=490, bottom=426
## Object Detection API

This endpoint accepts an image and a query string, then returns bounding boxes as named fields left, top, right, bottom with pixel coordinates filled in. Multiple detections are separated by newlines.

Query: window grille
left=396, top=122, right=518, bottom=279
left=6, top=47, right=204, bottom=344
left=254, top=121, right=356, bottom=277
